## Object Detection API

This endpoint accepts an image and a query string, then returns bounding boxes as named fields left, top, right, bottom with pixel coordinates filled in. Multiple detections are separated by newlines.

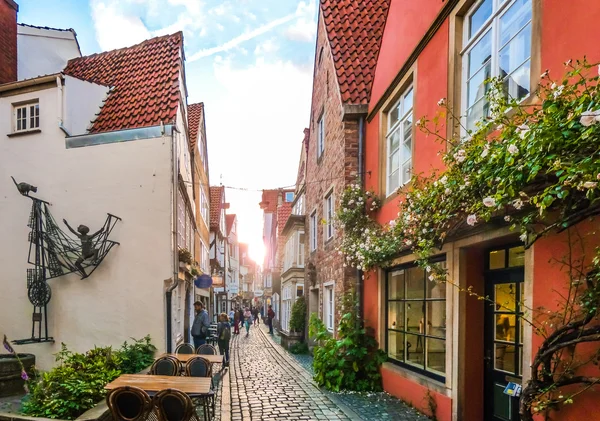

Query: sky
left=17, top=0, right=317, bottom=263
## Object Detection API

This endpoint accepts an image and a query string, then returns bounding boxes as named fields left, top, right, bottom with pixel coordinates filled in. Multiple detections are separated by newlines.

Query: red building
left=361, top=0, right=600, bottom=420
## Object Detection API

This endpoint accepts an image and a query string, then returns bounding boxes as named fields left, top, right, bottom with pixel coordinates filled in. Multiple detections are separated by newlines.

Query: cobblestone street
left=221, top=321, right=429, bottom=421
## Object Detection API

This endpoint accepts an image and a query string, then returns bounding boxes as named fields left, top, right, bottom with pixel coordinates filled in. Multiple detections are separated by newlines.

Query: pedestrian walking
left=217, top=312, right=231, bottom=368
left=267, top=305, right=275, bottom=334
left=253, top=307, right=260, bottom=326
left=238, top=307, right=244, bottom=333
left=228, top=308, right=235, bottom=325
left=191, top=301, right=210, bottom=351
left=244, top=307, right=252, bottom=336
left=233, top=306, right=240, bottom=335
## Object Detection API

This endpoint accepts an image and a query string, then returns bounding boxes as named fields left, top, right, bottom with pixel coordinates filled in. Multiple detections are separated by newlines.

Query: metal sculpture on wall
left=11, top=177, right=121, bottom=345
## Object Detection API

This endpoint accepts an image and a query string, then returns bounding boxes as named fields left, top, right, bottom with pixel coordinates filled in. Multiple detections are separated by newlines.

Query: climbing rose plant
left=337, top=59, right=600, bottom=420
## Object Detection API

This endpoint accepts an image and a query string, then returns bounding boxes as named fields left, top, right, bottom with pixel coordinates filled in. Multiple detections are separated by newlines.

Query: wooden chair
left=106, top=386, right=152, bottom=421
left=196, top=344, right=217, bottom=355
left=150, top=356, right=179, bottom=376
left=153, top=388, right=203, bottom=421
left=175, top=343, right=195, bottom=354
left=184, top=357, right=215, bottom=418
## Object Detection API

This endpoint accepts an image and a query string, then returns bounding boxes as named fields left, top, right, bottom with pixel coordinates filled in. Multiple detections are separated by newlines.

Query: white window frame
left=309, top=210, right=317, bottom=252
left=293, top=194, right=305, bottom=215
left=324, top=281, right=335, bottom=332
left=285, top=192, right=294, bottom=202
left=386, top=86, right=413, bottom=196
left=317, top=110, right=325, bottom=159
left=13, top=101, right=40, bottom=133
left=297, top=231, right=305, bottom=268
left=461, top=0, right=532, bottom=132
left=323, top=190, right=334, bottom=242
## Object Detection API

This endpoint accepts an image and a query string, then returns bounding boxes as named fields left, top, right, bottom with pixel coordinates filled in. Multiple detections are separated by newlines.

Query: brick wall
left=304, top=16, right=359, bottom=335
left=0, top=0, right=17, bottom=85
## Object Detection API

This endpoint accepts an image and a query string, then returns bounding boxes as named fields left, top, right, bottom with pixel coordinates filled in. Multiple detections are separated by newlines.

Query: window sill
left=382, top=362, right=449, bottom=396
left=7, top=129, right=41, bottom=138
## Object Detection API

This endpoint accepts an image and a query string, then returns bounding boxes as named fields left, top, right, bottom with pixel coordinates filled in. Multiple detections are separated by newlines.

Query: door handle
left=484, top=349, right=493, bottom=366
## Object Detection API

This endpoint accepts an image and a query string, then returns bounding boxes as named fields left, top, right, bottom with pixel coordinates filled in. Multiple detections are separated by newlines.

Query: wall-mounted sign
left=228, top=285, right=239, bottom=294
left=254, top=289, right=264, bottom=297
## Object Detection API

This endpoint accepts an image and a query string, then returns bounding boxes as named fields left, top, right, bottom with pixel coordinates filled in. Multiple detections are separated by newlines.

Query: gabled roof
left=187, top=102, right=203, bottom=150
left=260, top=190, right=280, bottom=213
left=63, top=32, right=183, bottom=133
left=321, top=0, right=391, bottom=104
left=209, top=186, right=224, bottom=230
left=226, top=214, right=236, bottom=236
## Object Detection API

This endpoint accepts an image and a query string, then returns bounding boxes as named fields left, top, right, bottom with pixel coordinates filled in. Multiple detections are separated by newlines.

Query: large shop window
left=462, top=0, right=532, bottom=131
left=386, top=259, right=446, bottom=381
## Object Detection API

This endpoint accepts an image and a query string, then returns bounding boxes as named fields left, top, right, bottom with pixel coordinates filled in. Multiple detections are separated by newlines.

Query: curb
left=219, top=366, right=231, bottom=421
left=257, top=327, right=363, bottom=421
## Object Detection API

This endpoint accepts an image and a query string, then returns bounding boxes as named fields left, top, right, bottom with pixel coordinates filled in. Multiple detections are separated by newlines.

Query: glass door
left=484, top=245, right=525, bottom=421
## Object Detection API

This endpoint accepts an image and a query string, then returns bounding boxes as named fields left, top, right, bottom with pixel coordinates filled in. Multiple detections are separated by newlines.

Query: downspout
left=357, top=116, right=365, bottom=323
left=56, top=76, right=71, bottom=136
left=166, top=124, right=180, bottom=352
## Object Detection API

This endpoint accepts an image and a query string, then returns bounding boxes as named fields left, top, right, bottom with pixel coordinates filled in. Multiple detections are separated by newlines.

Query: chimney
left=0, top=0, right=18, bottom=84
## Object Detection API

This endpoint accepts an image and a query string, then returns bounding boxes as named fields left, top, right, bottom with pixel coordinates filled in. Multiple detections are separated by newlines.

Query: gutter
left=357, top=115, right=365, bottom=323
left=0, top=73, right=61, bottom=93
left=56, top=76, right=71, bottom=136
left=166, top=124, right=180, bottom=353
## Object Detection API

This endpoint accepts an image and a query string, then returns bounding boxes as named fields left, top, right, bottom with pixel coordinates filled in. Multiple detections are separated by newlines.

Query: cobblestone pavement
left=228, top=324, right=350, bottom=421
left=262, top=326, right=429, bottom=421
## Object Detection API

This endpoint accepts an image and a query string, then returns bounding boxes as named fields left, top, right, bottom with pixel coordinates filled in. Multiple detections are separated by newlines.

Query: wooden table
left=105, top=374, right=211, bottom=394
left=159, top=353, right=223, bottom=364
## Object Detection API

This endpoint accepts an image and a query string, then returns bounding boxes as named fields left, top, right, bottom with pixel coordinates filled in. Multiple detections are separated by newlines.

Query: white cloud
left=284, top=0, right=317, bottom=42
left=209, top=3, right=229, bottom=16
left=90, top=0, right=151, bottom=50
left=254, top=38, right=279, bottom=55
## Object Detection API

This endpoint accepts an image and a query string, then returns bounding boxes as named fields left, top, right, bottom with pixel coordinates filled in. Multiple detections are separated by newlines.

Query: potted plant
left=282, top=296, right=306, bottom=350
left=178, top=248, right=192, bottom=271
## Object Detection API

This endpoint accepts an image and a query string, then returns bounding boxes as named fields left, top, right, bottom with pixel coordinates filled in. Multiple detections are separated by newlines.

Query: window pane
left=403, top=115, right=413, bottom=139
left=426, top=338, right=446, bottom=375
left=402, top=132, right=412, bottom=161
left=495, top=343, right=516, bottom=373
left=388, top=170, right=400, bottom=193
left=388, top=103, right=400, bottom=130
left=388, top=302, right=404, bottom=330
left=508, top=246, right=525, bottom=267
left=496, top=313, right=516, bottom=342
left=388, top=330, right=405, bottom=362
left=468, top=30, right=492, bottom=78
left=503, top=59, right=530, bottom=101
left=389, top=130, right=400, bottom=151
left=469, top=0, right=492, bottom=38
left=499, top=0, right=532, bottom=48
left=406, top=301, right=424, bottom=333
left=495, top=283, right=517, bottom=312
left=388, top=270, right=405, bottom=299
left=427, top=278, right=446, bottom=300
left=405, top=266, right=424, bottom=299
left=467, top=60, right=492, bottom=108
left=406, top=334, right=424, bottom=368
left=489, top=249, right=506, bottom=269
left=402, top=161, right=412, bottom=185
left=402, top=89, right=413, bottom=115
left=426, top=301, right=446, bottom=338
left=389, top=149, right=400, bottom=174
left=499, top=24, right=531, bottom=78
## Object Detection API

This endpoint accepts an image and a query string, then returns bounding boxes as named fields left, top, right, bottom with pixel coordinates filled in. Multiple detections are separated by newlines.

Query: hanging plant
left=178, top=248, right=193, bottom=265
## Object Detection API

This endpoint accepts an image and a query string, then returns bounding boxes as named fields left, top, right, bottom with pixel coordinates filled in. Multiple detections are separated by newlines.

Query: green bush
left=289, top=295, right=307, bottom=333
left=22, top=336, right=156, bottom=420
left=289, top=341, right=309, bottom=354
left=309, top=294, right=386, bottom=392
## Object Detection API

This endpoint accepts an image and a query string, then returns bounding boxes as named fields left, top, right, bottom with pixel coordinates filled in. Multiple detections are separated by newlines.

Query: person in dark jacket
left=191, top=301, right=210, bottom=351
left=233, top=306, right=240, bottom=335
left=216, top=313, right=231, bottom=367
left=267, top=305, right=275, bottom=334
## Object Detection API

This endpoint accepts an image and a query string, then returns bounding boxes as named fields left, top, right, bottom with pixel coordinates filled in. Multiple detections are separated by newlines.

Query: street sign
left=254, top=289, right=263, bottom=297
left=228, top=285, right=239, bottom=294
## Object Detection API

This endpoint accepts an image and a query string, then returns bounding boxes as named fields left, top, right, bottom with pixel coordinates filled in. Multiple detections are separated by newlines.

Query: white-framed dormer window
left=317, top=110, right=325, bottom=159
left=323, top=190, right=334, bottom=242
left=462, top=0, right=532, bottom=131
left=309, top=210, right=317, bottom=252
left=13, top=101, right=40, bottom=133
left=386, top=87, right=413, bottom=196
left=324, top=281, right=334, bottom=332
left=293, top=193, right=305, bottom=215
left=285, top=192, right=294, bottom=202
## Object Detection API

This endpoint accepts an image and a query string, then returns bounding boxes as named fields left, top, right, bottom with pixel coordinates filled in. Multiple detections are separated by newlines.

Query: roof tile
left=210, top=186, right=224, bottom=230
left=187, top=102, right=203, bottom=150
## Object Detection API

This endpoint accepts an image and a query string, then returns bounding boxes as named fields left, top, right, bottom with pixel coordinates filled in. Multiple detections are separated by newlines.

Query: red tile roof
left=187, top=102, right=203, bottom=150
left=226, top=214, right=236, bottom=236
left=260, top=190, right=279, bottom=213
left=63, top=32, right=183, bottom=133
left=277, top=202, right=293, bottom=236
left=210, top=186, right=224, bottom=230
left=321, top=0, right=391, bottom=104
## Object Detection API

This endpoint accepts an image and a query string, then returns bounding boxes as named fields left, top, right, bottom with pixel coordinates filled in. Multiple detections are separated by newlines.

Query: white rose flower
left=504, top=215, right=511, bottom=222
left=405, top=240, right=412, bottom=246
left=467, top=214, right=477, bottom=226
left=508, top=144, right=519, bottom=155
left=440, top=175, right=448, bottom=185
left=445, top=188, right=452, bottom=195
left=454, top=150, right=467, bottom=163
left=512, top=199, right=524, bottom=210
left=583, top=181, right=598, bottom=189
left=437, top=98, right=446, bottom=106
left=516, top=124, right=530, bottom=139
left=426, top=266, right=431, bottom=273
left=580, top=110, right=600, bottom=127
left=553, top=84, right=564, bottom=99
left=519, top=233, right=527, bottom=243
left=428, top=275, right=435, bottom=281
left=481, top=145, right=490, bottom=158
left=483, top=197, right=496, bottom=207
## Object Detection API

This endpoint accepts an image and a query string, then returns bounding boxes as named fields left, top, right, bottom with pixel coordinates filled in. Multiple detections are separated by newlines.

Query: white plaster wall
left=63, top=75, right=109, bottom=135
left=0, top=86, right=173, bottom=370
left=17, top=26, right=81, bottom=80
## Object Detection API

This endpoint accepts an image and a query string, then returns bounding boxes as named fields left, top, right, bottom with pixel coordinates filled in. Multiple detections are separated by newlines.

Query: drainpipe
left=56, top=76, right=71, bottom=136
left=166, top=124, right=180, bottom=353
left=357, top=116, right=365, bottom=323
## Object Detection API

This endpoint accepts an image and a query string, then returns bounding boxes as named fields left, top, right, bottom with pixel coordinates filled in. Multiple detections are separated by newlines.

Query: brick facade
left=304, top=16, right=360, bottom=335
left=0, top=0, right=18, bottom=85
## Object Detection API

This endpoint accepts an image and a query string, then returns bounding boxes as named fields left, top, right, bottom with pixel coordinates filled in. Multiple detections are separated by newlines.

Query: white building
left=0, top=2, right=205, bottom=369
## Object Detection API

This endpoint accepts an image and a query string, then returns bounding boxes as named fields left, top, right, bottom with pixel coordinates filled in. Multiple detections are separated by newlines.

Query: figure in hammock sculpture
left=62, top=219, right=103, bottom=278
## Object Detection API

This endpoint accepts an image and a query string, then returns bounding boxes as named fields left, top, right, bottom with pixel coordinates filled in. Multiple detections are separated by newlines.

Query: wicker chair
left=106, top=386, right=152, bottom=421
left=153, top=388, right=203, bottom=421
left=184, top=357, right=214, bottom=418
left=150, top=356, right=179, bottom=376
left=174, top=343, right=195, bottom=354
left=196, top=344, right=217, bottom=355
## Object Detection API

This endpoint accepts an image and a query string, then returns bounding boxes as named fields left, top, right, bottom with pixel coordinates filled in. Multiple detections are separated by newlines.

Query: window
left=386, top=259, right=447, bottom=381
left=324, top=283, right=334, bottom=332
left=309, top=211, right=317, bottom=252
left=13, top=102, right=40, bottom=132
left=324, top=191, right=334, bottom=241
left=386, top=87, right=413, bottom=195
left=265, top=274, right=272, bottom=288
left=177, top=189, right=186, bottom=248
left=297, top=232, right=305, bottom=267
left=317, top=111, right=325, bottom=159
left=296, top=284, right=304, bottom=297
left=282, top=285, right=292, bottom=332
left=200, top=188, right=209, bottom=226
left=462, top=0, right=532, bottom=131
left=285, top=192, right=294, bottom=202
left=293, top=194, right=305, bottom=215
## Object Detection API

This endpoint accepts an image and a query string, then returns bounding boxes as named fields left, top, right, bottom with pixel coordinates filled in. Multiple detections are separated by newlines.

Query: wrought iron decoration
left=11, top=177, right=121, bottom=345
